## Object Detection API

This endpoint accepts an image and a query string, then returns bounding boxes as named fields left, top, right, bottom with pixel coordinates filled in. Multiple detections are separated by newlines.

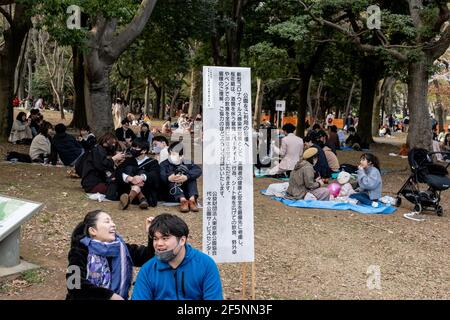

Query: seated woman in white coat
left=268, top=123, right=304, bottom=176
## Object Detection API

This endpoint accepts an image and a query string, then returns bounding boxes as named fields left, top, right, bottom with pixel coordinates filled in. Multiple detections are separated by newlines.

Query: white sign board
left=0, top=195, right=42, bottom=242
left=202, top=66, right=255, bottom=263
left=275, top=100, right=286, bottom=112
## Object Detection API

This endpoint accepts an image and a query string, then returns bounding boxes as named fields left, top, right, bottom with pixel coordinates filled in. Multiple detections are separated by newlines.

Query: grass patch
left=21, top=270, right=43, bottom=284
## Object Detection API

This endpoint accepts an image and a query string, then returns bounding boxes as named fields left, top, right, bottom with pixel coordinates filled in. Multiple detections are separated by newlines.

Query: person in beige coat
left=286, top=147, right=330, bottom=200
left=29, top=121, right=53, bottom=162
left=9, top=112, right=32, bottom=144
left=269, top=123, right=304, bottom=176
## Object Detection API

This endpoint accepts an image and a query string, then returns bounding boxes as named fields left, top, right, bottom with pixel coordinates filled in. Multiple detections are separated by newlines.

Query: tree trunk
left=144, top=77, right=151, bottom=115
left=253, top=77, right=264, bottom=129
left=152, top=84, right=162, bottom=119
left=170, top=88, right=180, bottom=118
left=345, top=80, right=356, bottom=120
left=296, top=75, right=311, bottom=138
left=358, top=65, right=380, bottom=146
left=0, top=3, right=31, bottom=141
left=188, top=66, right=201, bottom=117
left=159, top=84, right=165, bottom=120
left=372, top=79, right=385, bottom=137
left=27, top=57, right=33, bottom=98
left=407, top=57, right=432, bottom=150
left=69, top=47, right=87, bottom=129
left=433, top=79, right=445, bottom=131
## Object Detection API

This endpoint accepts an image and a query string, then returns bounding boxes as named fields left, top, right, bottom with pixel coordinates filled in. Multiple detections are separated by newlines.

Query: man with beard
left=116, top=138, right=160, bottom=210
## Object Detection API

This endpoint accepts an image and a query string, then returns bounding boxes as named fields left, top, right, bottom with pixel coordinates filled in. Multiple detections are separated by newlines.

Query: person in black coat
left=115, top=119, right=136, bottom=150
left=160, top=141, right=202, bottom=213
left=66, top=210, right=155, bottom=300
left=345, top=127, right=366, bottom=150
left=80, top=133, right=125, bottom=200
left=116, top=138, right=160, bottom=210
left=303, top=136, right=331, bottom=179
left=51, top=123, right=84, bottom=166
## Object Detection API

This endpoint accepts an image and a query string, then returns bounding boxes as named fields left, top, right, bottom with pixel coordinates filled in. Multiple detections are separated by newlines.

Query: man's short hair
left=303, top=136, right=312, bottom=143
left=312, top=124, right=321, bottom=131
left=149, top=213, right=189, bottom=239
left=121, top=119, right=130, bottom=125
left=55, top=123, right=66, bottom=134
left=153, top=135, right=169, bottom=145
left=168, top=141, right=184, bottom=156
left=30, top=109, right=40, bottom=116
left=132, top=138, right=150, bottom=152
left=282, top=123, right=296, bottom=134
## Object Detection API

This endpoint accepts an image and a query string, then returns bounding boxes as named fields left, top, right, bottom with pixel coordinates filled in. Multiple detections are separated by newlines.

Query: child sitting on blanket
left=349, top=153, right=382, bottom=207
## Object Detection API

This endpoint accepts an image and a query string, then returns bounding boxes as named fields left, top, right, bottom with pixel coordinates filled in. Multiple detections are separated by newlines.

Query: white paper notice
left=202, top=66, right=254, bottom=263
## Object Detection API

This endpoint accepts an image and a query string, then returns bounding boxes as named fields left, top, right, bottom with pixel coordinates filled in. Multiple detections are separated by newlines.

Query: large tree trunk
left=407, top=57, right=432, bottom=150
left=253, top=77, right=264, bottom=129
left=345, top=80, right=356, bottom=120
left=152, top=83, right=162, bottom=119
left=69, top=47, right=87, bottom=129
left=372, top=79, right=385, bottom=137
left=357, top=58, right=382, bottom=146
left=159, top=84, right=165, bottom=120
left=0, top=2, right=31, bottom=141
left=83, top=0, right=157, bottom=134
left=188, top=66, right=201, bottom=117
left=295, top=76, right=311, bottom=138
left=144, top=77, right=151, bottom=115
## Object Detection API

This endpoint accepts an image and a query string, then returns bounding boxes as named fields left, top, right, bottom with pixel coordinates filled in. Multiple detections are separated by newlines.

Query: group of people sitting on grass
left=77, top=132, right=201, bottom=213
left=262, top=123, right=382, bottom=206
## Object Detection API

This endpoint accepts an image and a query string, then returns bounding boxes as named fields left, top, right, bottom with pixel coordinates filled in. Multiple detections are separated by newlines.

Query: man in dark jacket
left=51, top=123, right=83, bottom=166
left=116, top=138, right=160, bottom=210
left=160, top=142, right=202, bottom=213
left=345, top=127, right=365, bottom=150
left=303, top=136, right=331, bottom=178
left=80, top=133, right=125, bottom=200
left=115, top=119, right=136, bottom=150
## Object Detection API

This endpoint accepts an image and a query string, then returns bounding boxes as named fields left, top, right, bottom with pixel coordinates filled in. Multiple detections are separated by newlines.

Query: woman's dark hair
left=361, top=153, right=380, bottom=171
left=39, top=121, right=53, bottom=137
left=445, top=133, right=450, bottom=146
left=97, top=132, right=117, bottom=146
left=16, top=112, right=27, bottom=122
left=312, top=124, right=321, bottom=131
left=80, top=125, right=91, bottom=132
left=141, top=122, right=150, bottom=130
left=282, top=123, right=296, bottom=134
left=148, top=213, right=189, bottom=239
left=55, top=123, right=66, bottom=134
left=348, top=127, right=356, bottom=133
left=70, top=210, right=104, bottom=246
left=330, top=125, right=337, bottom=133
left=168, top=141, right=184, bottom=156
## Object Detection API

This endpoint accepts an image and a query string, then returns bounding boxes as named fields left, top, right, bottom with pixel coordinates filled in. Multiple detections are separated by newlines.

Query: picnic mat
left=261, top=190, right=396, bottom=214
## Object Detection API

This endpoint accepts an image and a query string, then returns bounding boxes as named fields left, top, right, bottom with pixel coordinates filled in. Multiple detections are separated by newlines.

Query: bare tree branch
left=110, top=0, right=157, bottom=60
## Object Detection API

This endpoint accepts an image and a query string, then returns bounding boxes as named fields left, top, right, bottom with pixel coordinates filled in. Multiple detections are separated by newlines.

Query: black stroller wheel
left=414, top=203, right=422, bottom=213
left=396, top=197, right=402, bottom=207
left=436, top=206, right=444, bottom=216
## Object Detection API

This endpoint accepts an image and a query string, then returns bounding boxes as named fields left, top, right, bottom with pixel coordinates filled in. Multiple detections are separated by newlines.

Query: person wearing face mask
left=160, top=142, right=202, bottom=213
left=268, top=123, right=304, bottom=177
left=116, top=138, right=160, bottom=210
left=29, top=121, right=54, bottom=163
left=131, top=213, right=223, bottom=300
left=286, top=147, right=330, bottom=200
left=152, top=135, right=169, bottom=164
left=66, top=210, right=155, bottom=300
left=80, top=133, right=125, bottom=200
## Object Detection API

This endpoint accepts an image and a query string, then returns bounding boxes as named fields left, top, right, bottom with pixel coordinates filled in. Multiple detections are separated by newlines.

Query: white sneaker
left=371, top=201, right=379, bottom=208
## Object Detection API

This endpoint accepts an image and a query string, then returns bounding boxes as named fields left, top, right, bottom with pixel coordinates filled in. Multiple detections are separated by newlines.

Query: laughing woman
left=66, top=210, right=155, bottom=300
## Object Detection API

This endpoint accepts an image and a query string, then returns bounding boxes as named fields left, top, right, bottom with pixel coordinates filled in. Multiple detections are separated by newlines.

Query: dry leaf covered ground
left=0, top=110, right=449, bottom=300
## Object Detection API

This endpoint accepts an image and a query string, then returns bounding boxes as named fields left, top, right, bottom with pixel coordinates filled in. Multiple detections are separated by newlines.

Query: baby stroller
left=396, top=148, right=450, bottom=216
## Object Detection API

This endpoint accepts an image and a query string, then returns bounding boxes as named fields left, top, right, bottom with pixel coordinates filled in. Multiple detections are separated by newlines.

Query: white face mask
left=169, top=155, right=182, bottom=165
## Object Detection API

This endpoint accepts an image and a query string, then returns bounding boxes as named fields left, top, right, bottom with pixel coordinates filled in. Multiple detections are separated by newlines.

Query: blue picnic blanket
left=261, top=190, right=396, bottom=214
left=339, top=146, right=369, bottom=151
